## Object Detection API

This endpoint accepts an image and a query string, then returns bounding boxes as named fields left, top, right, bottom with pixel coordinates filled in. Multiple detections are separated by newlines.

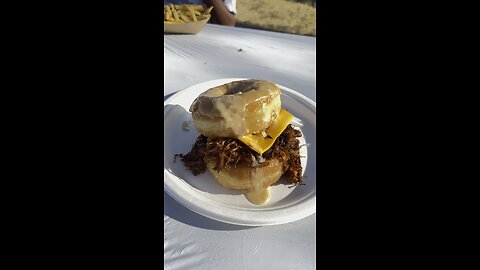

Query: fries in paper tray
left=164, top=4, right=213, bottom=34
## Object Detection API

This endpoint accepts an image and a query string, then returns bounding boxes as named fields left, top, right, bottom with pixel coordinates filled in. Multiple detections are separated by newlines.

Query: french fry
left=185, top=4, right=204, bottom=11
left=180, top=14, right=191, bottom=23
left=164, top=4, right=211, bottom=24
left=172, top=8, right=179, bottom=22
left=197, top=14, right=210, bottom=21
left=165, top=7, right=172, bottom=21
left=203, top=6, right=213, bottom=14
left=174, top=4, right=185, bottom=10
left=187, top=6, right=197, bottom=21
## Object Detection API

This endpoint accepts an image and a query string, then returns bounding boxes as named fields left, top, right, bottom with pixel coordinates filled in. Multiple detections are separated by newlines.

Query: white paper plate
left=164, top=78, right=316, bottom=226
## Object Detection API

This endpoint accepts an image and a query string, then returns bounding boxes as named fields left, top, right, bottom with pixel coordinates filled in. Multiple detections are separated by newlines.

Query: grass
left=236, top=0, right=316, bottom=36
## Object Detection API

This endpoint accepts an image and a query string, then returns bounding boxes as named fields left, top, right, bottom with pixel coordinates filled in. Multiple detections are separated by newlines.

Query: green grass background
left=236, top=0, right=316, bottom=36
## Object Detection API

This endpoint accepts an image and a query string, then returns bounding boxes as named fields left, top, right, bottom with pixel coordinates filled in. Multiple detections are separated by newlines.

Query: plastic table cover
left=164, top=24, right=316, bottom=270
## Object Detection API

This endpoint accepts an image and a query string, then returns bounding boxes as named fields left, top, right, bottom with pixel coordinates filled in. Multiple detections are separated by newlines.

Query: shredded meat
left=174, top=135, right=207, bottom=175
left=175, top=124, right=303, bottom=185
left=263, top=125, right=303, bottom=184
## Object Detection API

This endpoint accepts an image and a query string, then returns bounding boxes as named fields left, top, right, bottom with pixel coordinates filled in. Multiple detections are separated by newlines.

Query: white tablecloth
left=164, top=24, right=316, bottom=270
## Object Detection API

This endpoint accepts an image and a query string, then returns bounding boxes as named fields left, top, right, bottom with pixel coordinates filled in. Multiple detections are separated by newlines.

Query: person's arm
left=204, top=0, right=235, bottom=26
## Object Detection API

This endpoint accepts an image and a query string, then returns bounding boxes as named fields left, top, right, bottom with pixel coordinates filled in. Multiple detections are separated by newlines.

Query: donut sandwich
left=175, top=79, right=303, bottom=205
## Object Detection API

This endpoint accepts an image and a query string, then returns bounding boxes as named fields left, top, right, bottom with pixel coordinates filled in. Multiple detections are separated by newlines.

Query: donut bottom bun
left=205, top=159, right=284, bottom=192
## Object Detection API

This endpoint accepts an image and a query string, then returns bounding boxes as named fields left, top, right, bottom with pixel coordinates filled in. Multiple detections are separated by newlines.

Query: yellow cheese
left=238, top=109, right=294, bottom=155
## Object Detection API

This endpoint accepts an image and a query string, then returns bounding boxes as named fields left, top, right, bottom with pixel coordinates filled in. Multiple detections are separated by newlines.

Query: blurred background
left=236, top=0, right=316, bottom=36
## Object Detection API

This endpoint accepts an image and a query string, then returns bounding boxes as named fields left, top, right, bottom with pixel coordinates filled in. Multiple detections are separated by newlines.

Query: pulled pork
left=174, top=135, right=207, bottom=176
left=175, top=124, right=303, bottom=185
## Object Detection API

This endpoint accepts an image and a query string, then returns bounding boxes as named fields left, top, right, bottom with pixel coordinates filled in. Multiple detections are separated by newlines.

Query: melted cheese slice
left=238, top=109, right=294, bottom=155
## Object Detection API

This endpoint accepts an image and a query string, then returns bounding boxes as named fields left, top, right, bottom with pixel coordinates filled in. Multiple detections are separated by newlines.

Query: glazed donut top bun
left=189, top=79, right=281, bottom=138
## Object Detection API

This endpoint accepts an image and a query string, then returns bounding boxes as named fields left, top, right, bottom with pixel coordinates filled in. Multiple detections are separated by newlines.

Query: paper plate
left=164, top=18, right=210, bottom=34
left=164, top=78, right=316, bottom=226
